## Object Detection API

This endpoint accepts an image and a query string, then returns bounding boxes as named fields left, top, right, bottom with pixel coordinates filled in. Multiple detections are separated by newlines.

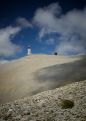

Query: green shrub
left=58, top=99, right=74, bottom=109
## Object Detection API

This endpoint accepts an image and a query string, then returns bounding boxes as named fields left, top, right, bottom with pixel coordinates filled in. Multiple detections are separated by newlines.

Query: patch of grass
left=58, top=99, right=74, bottom=109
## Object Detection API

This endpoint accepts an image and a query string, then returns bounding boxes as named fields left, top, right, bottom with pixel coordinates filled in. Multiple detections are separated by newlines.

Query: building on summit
left=27, top=46, right=31, bottom=55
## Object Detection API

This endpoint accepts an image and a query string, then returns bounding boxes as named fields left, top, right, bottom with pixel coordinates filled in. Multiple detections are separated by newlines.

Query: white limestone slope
left=0, top=54, right=85, bottom=104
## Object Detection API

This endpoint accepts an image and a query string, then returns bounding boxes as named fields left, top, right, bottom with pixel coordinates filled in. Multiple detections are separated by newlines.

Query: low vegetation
left=58, top=99, right=74, bottom=109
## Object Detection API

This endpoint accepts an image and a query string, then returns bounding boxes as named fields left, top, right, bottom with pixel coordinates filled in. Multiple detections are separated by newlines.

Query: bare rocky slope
left=0, top=54, right=86, bottom=104
left=0, top=54, right=86, bottom=121
left=0, top=80, right=86, bottom=121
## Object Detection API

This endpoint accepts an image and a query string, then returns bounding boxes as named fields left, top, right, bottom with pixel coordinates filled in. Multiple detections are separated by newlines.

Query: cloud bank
left=33, top=3, right=86, bottom=55
left=0, top=18, right=32, bottom=57
left=16, top=17, right=32, bottom=28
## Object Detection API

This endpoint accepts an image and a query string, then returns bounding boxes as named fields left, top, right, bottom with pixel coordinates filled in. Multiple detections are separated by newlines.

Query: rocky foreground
left=0, top=80, right=86, bottom=121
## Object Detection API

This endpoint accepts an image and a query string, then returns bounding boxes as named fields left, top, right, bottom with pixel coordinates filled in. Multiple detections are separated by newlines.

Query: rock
left=0, top=119, right=5, bottom=121
left=0, top=80, right=86, bottom=121
left=23, top=110, right=30, bottom=115
left=12, top=115, right=22, bottom=120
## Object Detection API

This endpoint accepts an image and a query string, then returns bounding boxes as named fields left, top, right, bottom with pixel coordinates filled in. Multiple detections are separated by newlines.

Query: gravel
left=0, top=80, right=86, bottom=121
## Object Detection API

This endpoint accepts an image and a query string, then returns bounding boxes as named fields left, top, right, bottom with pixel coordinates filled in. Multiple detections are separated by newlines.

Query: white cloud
left=0, top=17, right=32, bottom=57
left=33, top=3, right=86, bottom=55
left=0, top=26, right=21, bottom=56
left=0, top=60, right=9, bottom=64
left=39, top=28, right=46, bottom=40
left=56, top=39, right=86, bottom=55
left=33, top=3, right=60, bottom=30
left=16, top=17, right=32, bottom=28
left=38, top=27, right=58, bottom=41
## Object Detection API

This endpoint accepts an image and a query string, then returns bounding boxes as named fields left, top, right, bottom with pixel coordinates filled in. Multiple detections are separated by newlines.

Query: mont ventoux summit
left=0, top=45, right=86, bottom=121
left=0, top=0, right=86, bottom=120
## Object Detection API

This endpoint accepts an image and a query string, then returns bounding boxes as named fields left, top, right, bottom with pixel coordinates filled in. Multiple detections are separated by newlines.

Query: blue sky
left=0, top=0, right=86, bottom=60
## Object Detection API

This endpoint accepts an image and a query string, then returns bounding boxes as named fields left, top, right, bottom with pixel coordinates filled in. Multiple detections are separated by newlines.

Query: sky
left=0, top=0, right=86, bottom=61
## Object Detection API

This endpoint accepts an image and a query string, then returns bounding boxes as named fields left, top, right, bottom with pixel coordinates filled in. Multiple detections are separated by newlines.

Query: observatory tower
left=27, top=46, right=31, bottom=55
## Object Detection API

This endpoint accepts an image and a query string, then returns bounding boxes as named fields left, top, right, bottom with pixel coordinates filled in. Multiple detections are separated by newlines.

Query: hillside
left=0, top=54, right=86, bottom=104
left=0, top=80, right=86, bottom=121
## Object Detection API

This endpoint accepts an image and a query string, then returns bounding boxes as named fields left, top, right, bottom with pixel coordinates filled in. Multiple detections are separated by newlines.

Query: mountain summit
left=0, top=54, right=86, bottom=104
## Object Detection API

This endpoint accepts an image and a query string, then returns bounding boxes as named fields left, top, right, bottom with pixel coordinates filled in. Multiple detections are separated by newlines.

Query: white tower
left=28, top=46, right=31, bottom=55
